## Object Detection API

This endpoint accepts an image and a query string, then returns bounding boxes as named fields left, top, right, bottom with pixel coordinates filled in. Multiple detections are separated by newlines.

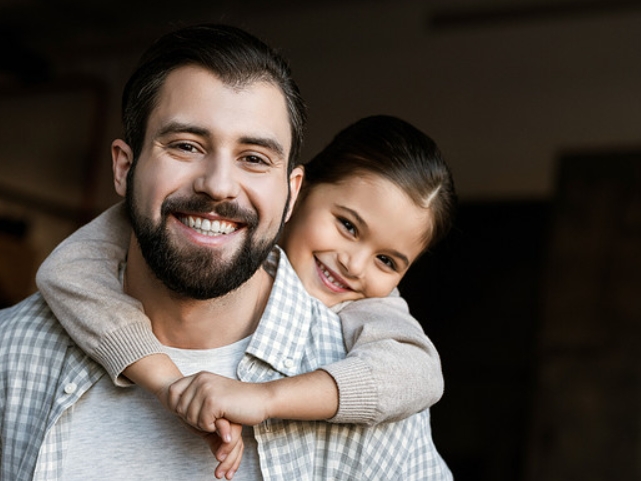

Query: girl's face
left=280, top=172, right=432, bottom=307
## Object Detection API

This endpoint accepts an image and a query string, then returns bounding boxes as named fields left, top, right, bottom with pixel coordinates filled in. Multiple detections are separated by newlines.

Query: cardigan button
left=64, top=382, right=78, bottom=394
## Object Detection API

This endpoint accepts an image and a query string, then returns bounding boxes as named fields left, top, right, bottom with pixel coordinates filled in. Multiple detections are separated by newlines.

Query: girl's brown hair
left=303, top=115, right=456, bottom=250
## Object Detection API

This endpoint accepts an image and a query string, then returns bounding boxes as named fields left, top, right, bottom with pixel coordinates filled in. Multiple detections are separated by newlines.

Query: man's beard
left=126, top=190, right=285, bottom=300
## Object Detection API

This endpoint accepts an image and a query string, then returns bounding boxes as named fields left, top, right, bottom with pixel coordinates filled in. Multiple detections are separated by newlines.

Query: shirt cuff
left=322, top=357, right=379, bottom=425
left=93, top=322, right=165, bottom=387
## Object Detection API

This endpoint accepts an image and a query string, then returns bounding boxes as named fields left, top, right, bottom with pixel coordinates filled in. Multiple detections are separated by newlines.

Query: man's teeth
left=318, top=263, right=348, bottom=289
left=181, top=216, right=237, bottom=236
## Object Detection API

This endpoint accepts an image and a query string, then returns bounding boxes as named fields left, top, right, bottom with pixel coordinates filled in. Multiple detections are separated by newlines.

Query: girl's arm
left=36, top=203, right=241, bottom=479
left=35, top=202, right=179, bottom=390
left=324, top=295, right=444, bottom=425
left=170, top=295, right=444, bottom=427
left=37, top=204, right=442, bottom=427
left=166, top=298, right=444, bottom=429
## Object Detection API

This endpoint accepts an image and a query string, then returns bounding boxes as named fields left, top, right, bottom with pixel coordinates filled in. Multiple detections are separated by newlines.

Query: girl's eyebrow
left=337, top=205, right=410, bottom=268
left=336, top=205, right=366, bottom=228
left=385, top=247, right=410, bottom=269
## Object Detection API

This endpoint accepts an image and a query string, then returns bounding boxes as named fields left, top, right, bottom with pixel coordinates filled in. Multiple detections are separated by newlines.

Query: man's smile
left=179, top=215, right=238, bottom=236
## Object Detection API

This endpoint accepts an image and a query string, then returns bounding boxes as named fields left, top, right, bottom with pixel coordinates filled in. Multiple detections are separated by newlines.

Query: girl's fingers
left=214, top=418, right=233, bottom=443
left=214, top=423, right=244, bottom=480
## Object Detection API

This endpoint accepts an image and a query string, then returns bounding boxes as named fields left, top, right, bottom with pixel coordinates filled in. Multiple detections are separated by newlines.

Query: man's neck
left=123, top=242, right=273, bottom=349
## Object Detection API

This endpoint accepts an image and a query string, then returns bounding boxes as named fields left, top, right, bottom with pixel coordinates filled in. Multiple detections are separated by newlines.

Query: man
left=0, top=24, right=452, bottom=480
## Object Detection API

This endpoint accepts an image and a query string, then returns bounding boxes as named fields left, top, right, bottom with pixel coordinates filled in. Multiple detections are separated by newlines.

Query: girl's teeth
left=319, top=263, right=347, bottom=289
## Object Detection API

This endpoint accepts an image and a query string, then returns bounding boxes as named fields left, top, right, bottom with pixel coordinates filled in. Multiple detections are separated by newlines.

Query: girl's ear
left=112, top=139, right=134, bottom=197
left=285, top=165, right=305, bottom=222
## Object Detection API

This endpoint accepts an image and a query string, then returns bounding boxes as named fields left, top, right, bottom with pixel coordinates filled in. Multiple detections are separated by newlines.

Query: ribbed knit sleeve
left=322, top=293, right=444, bottom=425
left=321, top=355, right=379, bottom=424
left=36, top=202, right=164, bottom=386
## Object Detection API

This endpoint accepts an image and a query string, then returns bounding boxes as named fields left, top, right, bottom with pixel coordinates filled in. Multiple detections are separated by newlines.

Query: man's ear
left=112, top=139, right=134, bottom=197
left=285, top=165, right=305, bottom=222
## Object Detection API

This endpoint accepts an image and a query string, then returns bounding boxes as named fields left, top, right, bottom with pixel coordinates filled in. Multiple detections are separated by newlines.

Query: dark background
left=401, top=200, right=550, bottom=480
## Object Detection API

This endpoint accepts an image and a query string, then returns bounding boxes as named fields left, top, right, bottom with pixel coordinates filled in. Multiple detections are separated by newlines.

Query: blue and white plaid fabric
left=0, top=247, right=452, bottom=480
left=240, top=249, right=453, bottom=480
left=0, top=294, right=104, bottom=481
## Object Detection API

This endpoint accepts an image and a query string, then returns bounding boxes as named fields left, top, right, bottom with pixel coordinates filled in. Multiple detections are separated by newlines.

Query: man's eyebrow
left=337, top=204, right=410, bottom=268
left=155, top=123, right=286, bottom=159
left=239, top=136, right=286, bottom=159
left=156, top=121, right=209, bottom=138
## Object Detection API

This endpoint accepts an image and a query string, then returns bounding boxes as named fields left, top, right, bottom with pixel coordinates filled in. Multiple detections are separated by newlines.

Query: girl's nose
left=337, top=249, right=367, bottom=279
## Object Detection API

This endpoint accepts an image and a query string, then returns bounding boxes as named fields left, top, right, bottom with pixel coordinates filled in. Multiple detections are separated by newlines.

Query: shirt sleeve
left=35, top=202, right=164, bottom=386
left=321, top=292, right=444, bottom=425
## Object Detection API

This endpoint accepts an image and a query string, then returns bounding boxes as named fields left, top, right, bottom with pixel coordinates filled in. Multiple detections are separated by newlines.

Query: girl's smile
left=281, top=172, right=433, bottom=307
left=314, top=257, right=352, bottom=293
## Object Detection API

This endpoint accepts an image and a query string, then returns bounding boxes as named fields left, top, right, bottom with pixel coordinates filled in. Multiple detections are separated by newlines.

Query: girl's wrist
left=123, top=353, right=183, bottom=400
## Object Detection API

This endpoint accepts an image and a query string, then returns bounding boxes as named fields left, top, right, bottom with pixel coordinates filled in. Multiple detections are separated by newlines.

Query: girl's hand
left=167, top=372, right=271, bottom=428
left=167, top=372, right=273, bottom=479
left=202, top=419, right=244, bottom=480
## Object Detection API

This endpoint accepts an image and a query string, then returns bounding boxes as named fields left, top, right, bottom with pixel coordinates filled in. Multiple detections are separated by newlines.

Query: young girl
left=36, top=115, right=456, bottom=479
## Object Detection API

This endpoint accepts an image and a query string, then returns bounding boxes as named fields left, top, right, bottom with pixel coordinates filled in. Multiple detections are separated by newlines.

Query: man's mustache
left=161, top=196, right=258, bottom=228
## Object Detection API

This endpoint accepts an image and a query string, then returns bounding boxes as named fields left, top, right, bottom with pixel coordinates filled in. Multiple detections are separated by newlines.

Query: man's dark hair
left=121, top=23, right=307, bottom=171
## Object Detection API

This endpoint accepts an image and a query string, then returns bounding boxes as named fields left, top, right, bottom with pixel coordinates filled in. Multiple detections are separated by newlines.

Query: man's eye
left=174, top=142, right=198, bottom=153
left=243, top=155, right=268, bottom=165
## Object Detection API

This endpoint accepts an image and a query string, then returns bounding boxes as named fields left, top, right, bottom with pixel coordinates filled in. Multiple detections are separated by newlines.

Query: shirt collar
left=245, top=246, right=332, bottom=377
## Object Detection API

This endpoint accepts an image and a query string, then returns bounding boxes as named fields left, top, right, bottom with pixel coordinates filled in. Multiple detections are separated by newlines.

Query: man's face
left=113, top=65, right=302, bottom=299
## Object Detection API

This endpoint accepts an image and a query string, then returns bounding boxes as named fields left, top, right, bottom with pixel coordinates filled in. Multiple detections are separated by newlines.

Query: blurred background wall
left=0, top=1, right=639, bottom=480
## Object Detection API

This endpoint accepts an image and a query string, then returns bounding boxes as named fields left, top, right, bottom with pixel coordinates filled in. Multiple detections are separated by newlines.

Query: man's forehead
left=152, top=66, right=293, bottom=153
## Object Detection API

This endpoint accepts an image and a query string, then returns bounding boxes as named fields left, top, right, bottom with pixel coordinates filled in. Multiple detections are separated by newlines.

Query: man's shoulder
left=269, top=248, right=341, bottom=334
left=269, top=246, right=337, bottom=317
left=0, top=292, right=71, bottom=349
left=247, top=248, right=344, bottom=374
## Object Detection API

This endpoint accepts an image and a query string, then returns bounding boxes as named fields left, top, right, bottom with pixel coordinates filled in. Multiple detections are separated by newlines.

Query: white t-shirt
left=63, top=336, right=262, bottom=480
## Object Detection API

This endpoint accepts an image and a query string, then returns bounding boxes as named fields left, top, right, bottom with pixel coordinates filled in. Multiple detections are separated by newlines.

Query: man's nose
left=193, top=156, right=241, bottom=201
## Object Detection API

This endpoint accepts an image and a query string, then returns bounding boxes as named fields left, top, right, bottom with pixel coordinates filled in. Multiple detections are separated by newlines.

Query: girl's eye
left=377, top=255, right=397, bottom=271
left=338, top=217, right=356, bottom=236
